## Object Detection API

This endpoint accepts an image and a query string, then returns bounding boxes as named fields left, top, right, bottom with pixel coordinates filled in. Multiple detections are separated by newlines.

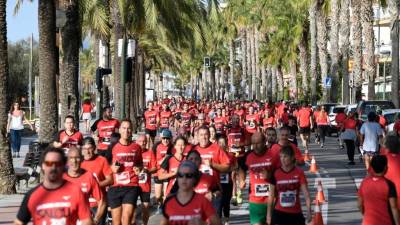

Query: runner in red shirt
left=336, top=108, right=347, bottom=149
left=297, top=103, right=313, bottom=152
left=382, top=135, right=400, bottom=208
left=239, top=132, right=277, bottom=225
left=233, top=104, right=246, bottom=126
left=81, top=99, right=94, bottom=133
left=270, top=126, right=304, bottom=166
left=136, top=135, right=157, bottom=225
left=179, top=103, right=194, bottom=136
left=63, top=147, right=105, bottom=224
left=15, top=147, right=92, bottom=225
left=160, top=161, right=221, bottom=225
left=91, top=106, right=120, bottom=157
left=108, top=120, right=143, bottom=225
left=53, top=115, right=83, bottom=153
left=262, top=110, right=276, bottom=131
left=245, top=106, right=260, bottom=134
left=158, top=103, right=173, bottom=133
left=358, top=155, right=400, bottom=225
left=377, top=110, right=387, bottom=133
left=144, top=101, right=159, bottom=147
left=213, top=108, right=229, bottom=135
left=267, top=145, right=311, bottom=225
left=279, top=108, right=290, bottom=127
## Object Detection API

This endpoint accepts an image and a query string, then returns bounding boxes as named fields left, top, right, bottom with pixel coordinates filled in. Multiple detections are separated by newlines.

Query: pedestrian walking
left=340, top=112, right=358, bottom=165
left=360, top=112, right=384, bottom=170
left=315, top=106, right=330, bottom=148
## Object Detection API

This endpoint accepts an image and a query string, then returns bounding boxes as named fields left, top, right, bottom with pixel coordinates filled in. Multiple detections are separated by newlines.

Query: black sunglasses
left=162, top=137, right=171, bottom=140
left=177, top=172, right=195, bottom=179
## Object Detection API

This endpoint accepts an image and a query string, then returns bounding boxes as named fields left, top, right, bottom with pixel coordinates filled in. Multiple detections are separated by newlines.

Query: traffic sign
left=324, top=77, right=332, bottom=88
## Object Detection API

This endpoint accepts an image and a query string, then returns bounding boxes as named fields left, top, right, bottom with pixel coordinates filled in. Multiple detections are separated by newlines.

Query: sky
left=6, top=0, right=38, bottom=43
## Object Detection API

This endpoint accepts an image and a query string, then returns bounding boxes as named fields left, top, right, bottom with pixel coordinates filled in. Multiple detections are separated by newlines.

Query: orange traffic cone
left=312, top=201, right=324, bottom=225
left=309, top=156, right=318, bottom=173
left=315, top=180, right=326, bottom=203
left=304, top=149, right=311, bottom=161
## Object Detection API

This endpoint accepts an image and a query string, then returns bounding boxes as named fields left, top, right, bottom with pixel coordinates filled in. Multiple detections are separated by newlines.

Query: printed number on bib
left=116, top=171, right=130, bottom=185
left=255, top=183, right=270, bottom=197
left=220, top=173, right=229, bottom=184
left=280, top=190, right=296, bottom=207
left=138, top=172, right=147, bottom=184
left=200, top=164, right=213, bottom=176
left=249, top=121, right=255, bottom=128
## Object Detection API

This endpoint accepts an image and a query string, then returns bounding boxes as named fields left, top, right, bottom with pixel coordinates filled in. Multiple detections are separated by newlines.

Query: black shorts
left=107, top=186, right=140, bottom=209
left=153, top=176, right=163, bottom=184
left=299, top=127, right=311, bottom=134
left=237, top=156, right=246, bottom=171
left=145, top=129, right=157, bottom=138
left=139, top=190, right=151, bottom=203
left=271, top=209, right=305, bottom=225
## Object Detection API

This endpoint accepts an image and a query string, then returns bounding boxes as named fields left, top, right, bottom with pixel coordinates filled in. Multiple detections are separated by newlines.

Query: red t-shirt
left=155, top=143, right=172, bottom=168
left=270, top=143, right=304, bottom=166
left=245, top=114, right=260, bottom=133
left=343, top=118, right=357, bottom=129
left=263, top=116, right=276, bottom=128
left=383, top=152, right=400, bottom=207
left=298, top=108, right=312, bottom=128
left=335, top=113, right=347, bottom=125
left=358, top=176, right=397, bottom=225
left=271, top=167, right=307, bottom=213
left=57, top=130, right=83, bottom=149
left=96, top=119, right=120, bottom=150
left=159, top=156, right=182, bottom=196
left=82, top=103, right=93, bottom=113
left=213, top=116, right=228, bottom=134
left=194, top=173, right=218, bottom=195
left=181, top=112, right=193, bottom=131
left=245, top=150, right=277, bottom=203
left=220, top=152, right=237, bottom=184
left=16, top=182, right=91, bottom=225
left=81, top=155, right=112, bottom=183
left=315, top=112, right=329, bottom=125
left=194, top=142, right=231, bottom=182
left=394, top=121, right=400, bottom=134
left=226, top=127, right=247, bottom=157
left=379, top=115, right=387, bottom=128
left=63, top=171, right=103, bottom=208
left=140, top=149, right=157, bottom=193
left=111, top=142, right=143, bottom=187
left=159, top=111, right=173, bottom=128
left=162, top=193, right=216, bottom=225
left=280, top=112, right=289, bottom=125
left=144, top=110, right=158, bottom=130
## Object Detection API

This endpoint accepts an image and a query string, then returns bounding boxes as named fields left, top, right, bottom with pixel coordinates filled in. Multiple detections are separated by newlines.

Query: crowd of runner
left=13, top=96, right=400, bottom=225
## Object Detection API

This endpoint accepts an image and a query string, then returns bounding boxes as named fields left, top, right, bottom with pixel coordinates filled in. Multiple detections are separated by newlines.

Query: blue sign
left=324, top=77, right=332, bottom=88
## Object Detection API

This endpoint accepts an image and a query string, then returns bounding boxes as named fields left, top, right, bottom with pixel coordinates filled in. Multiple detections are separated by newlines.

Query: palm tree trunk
left=38, top=0, right=58, bottom=143
left=299, top=33, right=309, bottom=101
left=261, top=65, right=267, bottom=100
left=309, top=0, right=318, bottom=104
left=111, top=0, right=122, bottom=118
left=340, top=0, right=351, bottom=104
left=290, top=61, right=298, bottom=101
left=362, top=0, right=376, bottom=100
left=60, top=0, right=80, bottom=128
left=255, top=27, right=261, bottom=100
left=388, top=0, right=400, bottom=107
left=352, top=0, right=363, bottom=103
left=316, top=1, right=329, bottom=102
left=267, top=66, right=273, bottom=101
left=222, top=66, right=228, bottom=100
left=215, top=66, right=220, bottom=99
left=330, top=0, right=340, bottom=102
left=229, top=39, right=235, bottom=100
left=247, top=27, right=252, bottom=100
left=241, top=28, right=247, bottom=100
left=272, top=67, right=277, bottom=101
left=277, top=65, right=284, bottom=100
left=0, top=0, right=15, bottom=194
left=251, top=27, right=257, bottom=100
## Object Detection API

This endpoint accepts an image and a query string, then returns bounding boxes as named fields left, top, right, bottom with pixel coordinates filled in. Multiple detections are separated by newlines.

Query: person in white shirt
left=360, top=112, right=384, bottom=170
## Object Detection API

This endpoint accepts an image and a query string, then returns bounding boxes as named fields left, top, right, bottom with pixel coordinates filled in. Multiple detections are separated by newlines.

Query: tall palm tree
left=246, top=27, right=252, bottom=99
left=330, top=0, right=340, bottom=102
left=271, top=67, right=277, bottom=101
left=339, top=0, right=351, bottom=104
left=352, top=0, right=363, bottom=102
left=388, top=0, right=400, bottom=107
left=0, top=0, right=15, bottom=194
left=309, top=0, right=318, bottom=104
left=362, top=0, right=376, bottom=100
left=241, top=28, right=247, bottom=99
left=59, top=0, right=80, bottom=128
left=316, top=0, right=329, bottom=102
left=299, top=30, right=309, bottom=101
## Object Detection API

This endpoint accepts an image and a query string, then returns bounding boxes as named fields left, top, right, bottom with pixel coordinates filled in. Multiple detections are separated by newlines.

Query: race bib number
left=230, top=147, right=241, bottom=153
left=48, top=218, right=67, bottom=225
left=149, top=117, right=156, bottom=125
left=138, top=172, right=147, bottom=184
left=220, top=173, right=229, bottom=184
left=115, top=171, right=130, bottom=185
left=101, top=137, right=111, bottom=145
left=255, top=183, right=270, bottom=197
left=249, top=121, right=255, bottom=128
left=200, top=164, right=213, bottom=176
left=279, top=190, right=296, bottom=207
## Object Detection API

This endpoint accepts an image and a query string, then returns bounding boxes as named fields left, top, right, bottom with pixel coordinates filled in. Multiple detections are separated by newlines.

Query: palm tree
left=309, top=0, right=318, bottom=104
left=388, top=0, right=400, bottom=107
left=316, top=0, right=329, bottom=102
left=339, top=0, right=351, bottom=104
left=352, top=0, right=363, bottom=102
left=0, top=0, right=16, bottom=194
left=241, top=28, right=247, bottom=99
left=299, top=31, right=309, bottom=101
left=362, top=0, right=376, bottom=100
left=246, top=27, right=252, bottom=99
left=59, top=0, right=80, bottom=128
left=330, top=0, right=340, bottom=102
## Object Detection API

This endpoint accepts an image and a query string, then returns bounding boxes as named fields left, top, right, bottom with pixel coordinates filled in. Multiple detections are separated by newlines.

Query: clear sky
left=6, top=0, right=38, bottom=43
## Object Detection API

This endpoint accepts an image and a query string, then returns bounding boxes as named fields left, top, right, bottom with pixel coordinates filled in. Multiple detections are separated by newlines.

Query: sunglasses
left=162, top=137, right=171, bottom=140
left=177, top=172, right=195, bottom=179
left=43, top=161, right=64, bottom=167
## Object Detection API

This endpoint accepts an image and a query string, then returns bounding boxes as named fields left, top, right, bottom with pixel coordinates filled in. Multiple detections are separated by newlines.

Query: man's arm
left=389, top=197, right=400, bottom=225
left=357, top=196, right=364, bottom=215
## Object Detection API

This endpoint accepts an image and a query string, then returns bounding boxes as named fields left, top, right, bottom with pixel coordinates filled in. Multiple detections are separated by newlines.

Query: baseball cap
left=161, top=129, right=173, bottom=139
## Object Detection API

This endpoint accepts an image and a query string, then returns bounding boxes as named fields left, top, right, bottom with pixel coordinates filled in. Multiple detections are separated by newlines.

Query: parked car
left=382, top=109, right=400, bottom=132
left=327, top=105, right=346, bottom=136
left=344, top=104, right=357, bottom=115
left=356, top=100, right=395, bottom=121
